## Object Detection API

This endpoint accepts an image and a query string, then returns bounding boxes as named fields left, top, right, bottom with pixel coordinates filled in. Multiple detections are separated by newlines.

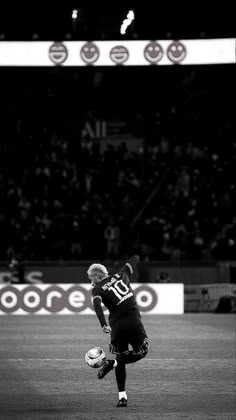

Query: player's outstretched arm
left=127, top=255, right=140, bottom=271
left=119, top=255, right=140, bottom=277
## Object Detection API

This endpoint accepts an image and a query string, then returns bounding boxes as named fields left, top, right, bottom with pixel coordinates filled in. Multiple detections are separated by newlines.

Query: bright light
left=72, top=9, right=78, bottom=19
left=127, top=10, right=135, bottom=20
left=120, top=22, right=129, bottom=35
left=120, top=9, right=135, bottom=35
left=123, top=18, right=131, bottom=26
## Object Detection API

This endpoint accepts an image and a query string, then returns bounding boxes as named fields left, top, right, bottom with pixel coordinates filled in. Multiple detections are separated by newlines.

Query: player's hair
left=87, top=263, right=109, bottom=280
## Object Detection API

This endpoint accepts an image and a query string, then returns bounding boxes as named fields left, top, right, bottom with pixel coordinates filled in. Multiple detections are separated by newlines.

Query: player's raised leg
left=97, top=358, right=117, bottom=379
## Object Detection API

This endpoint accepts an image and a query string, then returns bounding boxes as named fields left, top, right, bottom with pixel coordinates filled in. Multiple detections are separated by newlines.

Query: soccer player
left=87, top=255, right=149, bottom=407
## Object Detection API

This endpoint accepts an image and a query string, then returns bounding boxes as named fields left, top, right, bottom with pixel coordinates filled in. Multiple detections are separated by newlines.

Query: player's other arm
left=120, top=254, right=140, bottom=278
left=92, top=296, right=110, bottom=333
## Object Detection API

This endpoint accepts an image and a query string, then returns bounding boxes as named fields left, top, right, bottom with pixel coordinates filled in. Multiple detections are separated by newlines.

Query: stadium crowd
left=0, top=66, right=235, bottom=261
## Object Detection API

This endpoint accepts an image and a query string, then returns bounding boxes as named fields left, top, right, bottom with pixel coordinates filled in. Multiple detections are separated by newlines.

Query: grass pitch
left=0, top=314, right=235, bottom=419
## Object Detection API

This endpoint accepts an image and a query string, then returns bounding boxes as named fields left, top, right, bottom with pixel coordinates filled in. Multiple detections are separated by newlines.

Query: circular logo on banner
left=43, top=286, right=65, bottom=313
left=134, top=286, right=158, bottom=312
left=49, top=42, right=68, bottom=65
left=21, top=286, right=43, bottom=313
left=0, top=286, right=21, bottom=313
left=80, top=42, right=99, bottom=64
left=110, top=46, right=129, bottom=64
left=167, top=41, right=187, bottom=64
left=66, top=286, right=91, bottom=312
left=144, top=41, right=164, bottom=64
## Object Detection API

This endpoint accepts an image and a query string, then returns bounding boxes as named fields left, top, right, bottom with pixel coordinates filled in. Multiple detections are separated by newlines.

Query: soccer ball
left=85, top=347, right=106, bottom=368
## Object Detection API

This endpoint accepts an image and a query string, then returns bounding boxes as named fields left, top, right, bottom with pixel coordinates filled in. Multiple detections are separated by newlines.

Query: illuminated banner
left=0, top=283, right=184, bottom=315
left=0, top=39, right=235, bottom=66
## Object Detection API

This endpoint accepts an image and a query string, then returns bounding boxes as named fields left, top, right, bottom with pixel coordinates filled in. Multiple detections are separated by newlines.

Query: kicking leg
left=118, top=337, right=149, bottom=365
left=97, top=338, right=148, bottom=378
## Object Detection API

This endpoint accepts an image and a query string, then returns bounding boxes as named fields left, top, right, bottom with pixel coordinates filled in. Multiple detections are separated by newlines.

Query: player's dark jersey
left=92, top=255, right=140, bottom=325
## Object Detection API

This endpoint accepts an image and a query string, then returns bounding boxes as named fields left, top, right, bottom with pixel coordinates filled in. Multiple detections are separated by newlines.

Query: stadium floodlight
left=127, top=10, right=135, bottom=21
left=72, top=9, right=78, bottom=19
left=120, top=9, right=135, bottom=35
left=120, top=21, right=129, bottom=34
left=123, top=18, right=131, bottom=26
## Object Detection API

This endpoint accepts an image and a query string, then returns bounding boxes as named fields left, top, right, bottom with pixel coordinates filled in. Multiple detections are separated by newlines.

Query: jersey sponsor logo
left=0, top=284, right=158, bottom=314
left=117, top=292, right=133, bottom=305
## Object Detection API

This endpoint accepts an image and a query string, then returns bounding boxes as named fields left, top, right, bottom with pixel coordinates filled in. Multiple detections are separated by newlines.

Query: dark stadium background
left=0, top=5, right=235, bottom=262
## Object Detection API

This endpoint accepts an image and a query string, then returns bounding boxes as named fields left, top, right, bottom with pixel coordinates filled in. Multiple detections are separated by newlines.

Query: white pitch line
left=0, top=358, right=232, bottom=362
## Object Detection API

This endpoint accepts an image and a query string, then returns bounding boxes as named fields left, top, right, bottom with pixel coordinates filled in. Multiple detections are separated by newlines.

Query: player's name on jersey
left=101, top=277, right=118, bottom=290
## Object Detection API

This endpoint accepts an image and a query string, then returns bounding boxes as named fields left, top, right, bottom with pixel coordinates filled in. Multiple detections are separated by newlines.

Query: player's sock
left=115, top=362, right=126, bottom=392
left=119, top=391, right=127, bottom=400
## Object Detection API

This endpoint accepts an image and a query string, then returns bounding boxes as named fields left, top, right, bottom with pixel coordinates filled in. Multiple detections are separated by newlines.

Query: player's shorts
left=109, top=313, right=148, bottom=356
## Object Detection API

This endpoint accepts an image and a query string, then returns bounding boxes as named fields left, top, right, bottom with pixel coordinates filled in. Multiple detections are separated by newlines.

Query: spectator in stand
left=104, top=220, right=120, bottom=259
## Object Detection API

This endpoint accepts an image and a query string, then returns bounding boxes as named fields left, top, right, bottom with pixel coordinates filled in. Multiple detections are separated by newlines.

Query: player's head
left=87, top=263, right=109, bottom=286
